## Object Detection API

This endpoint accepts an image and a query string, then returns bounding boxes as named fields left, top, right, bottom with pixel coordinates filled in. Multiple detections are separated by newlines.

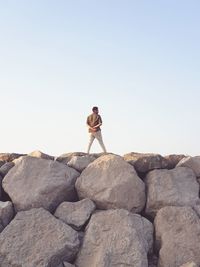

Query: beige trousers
left=87, top=130, right=107, bottom=154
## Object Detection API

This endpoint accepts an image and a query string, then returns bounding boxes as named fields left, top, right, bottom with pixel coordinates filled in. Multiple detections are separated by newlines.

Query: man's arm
left=93, top=115, right=102, bottom=128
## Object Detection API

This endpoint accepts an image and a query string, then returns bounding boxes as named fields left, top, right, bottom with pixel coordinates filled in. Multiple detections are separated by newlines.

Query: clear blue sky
left=0, top=0, right=199, bottom=156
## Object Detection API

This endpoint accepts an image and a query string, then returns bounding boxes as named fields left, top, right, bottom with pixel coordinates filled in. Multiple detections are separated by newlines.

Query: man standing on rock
left=86, top=106, right=107, bottom=154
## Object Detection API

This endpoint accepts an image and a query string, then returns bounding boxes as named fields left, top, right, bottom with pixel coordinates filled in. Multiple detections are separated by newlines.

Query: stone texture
left=67, top=155, right=96, bottom=172
left=54, top=199, right=96, bottom=230
left=179, top=262, right=198, bottom=267
left=76, top=154, right=146, bottom=212
left=154, top=206, right=200, bottom=267
left=0, top=153, right=25, bottom=162
left=75, top=209, right=153, bottom=267
left=123, top=152, right=169, bottom=173
left=0, top=161, right=5, bottom=168
left=56, top=152, right=87, bottom=165
left=28, top=150, right=54, bottom=160
left=63, top=263, right=75, bottom=267
left=0, top=208, right=80, bottom=267
left=177, top=156, right=200, bottom=177
left=3, top=156, right=80, bottom=212
left=164, top=154, right=186, bottom=169
left=145, top=167, right=199, bottom=218
left=0, top=201, right=14, bottom=228
left=0, top=162, right=14, bottom=177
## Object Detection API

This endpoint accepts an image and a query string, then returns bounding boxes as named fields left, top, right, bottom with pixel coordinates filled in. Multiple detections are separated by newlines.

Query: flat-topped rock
left=3, top=156, right=80, bottom=212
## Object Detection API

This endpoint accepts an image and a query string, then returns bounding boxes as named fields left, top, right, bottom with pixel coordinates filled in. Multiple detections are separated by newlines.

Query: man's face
left=93, top=108, right=99, bottom=114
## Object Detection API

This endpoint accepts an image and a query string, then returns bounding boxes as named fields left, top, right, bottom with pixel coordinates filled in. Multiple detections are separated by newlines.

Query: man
left=86, top=106, right=107, bottom=154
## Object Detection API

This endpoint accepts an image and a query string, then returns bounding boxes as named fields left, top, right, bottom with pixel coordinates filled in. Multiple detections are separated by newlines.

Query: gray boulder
left=75, top=154, right=146, bottom=212
left=145, top=167, right=199, bottom=218
left=0, top=162, right=14, bottom=177
left=75, top=209, right=153, bottom=267
left=3, top=156, right=80, bottom=212
left=0, top=208, right=80, bottom=267
left=67, top=155, right=96, bottom=172
left=177, top=156, right=200, bottom=178
left=123, top=152, right=169, bottom=173
left=0, top=201, right=14, bottom=228
left=55, top=199, right=96, bottom=230
left=154, top=206, right=200, bottom=267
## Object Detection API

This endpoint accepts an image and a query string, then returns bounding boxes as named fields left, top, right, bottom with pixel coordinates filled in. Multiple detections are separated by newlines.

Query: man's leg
left=94, top=131, right=107, bottom=153
left=87, top=133, right=95, bottom=154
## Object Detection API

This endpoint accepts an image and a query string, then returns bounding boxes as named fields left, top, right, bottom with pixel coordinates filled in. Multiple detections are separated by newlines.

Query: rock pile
left=0, top=150, right=199, bottom=267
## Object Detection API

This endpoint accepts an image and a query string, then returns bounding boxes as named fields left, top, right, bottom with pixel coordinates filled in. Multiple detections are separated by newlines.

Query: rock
left=123, top=152, right=169, bottom=173
left=63, top=263, right=75, bottom=267
left=177, top=156, right=200, bottom=177
left=0, top=162, right=15, bottom=177
left=75, top=209, right=153, bottom=267
left=54, top=199, right=96, bottom=230
left=0, top=161, right=5, bottom=168
left=28, top=150, right=54, bottom=160
left=56, top=152, right=87, bottom=165
left=0, top=208, right=80, bottom=267
left=67, top=155, right=96, bottom=172
left=0, top=153, right=25, bottom=162
left=154, top=206, right=200, bottom=267
left=75, top=154, right=146, bottom=212
left=179, top=262, right=198, bottom=267
left=164, top=154, right=186, bottom=169
left=3, top=156, right=80, bottom=212
left=145, top=167, right=199, bottom=218
left=0, top=201, right=14, bottom=228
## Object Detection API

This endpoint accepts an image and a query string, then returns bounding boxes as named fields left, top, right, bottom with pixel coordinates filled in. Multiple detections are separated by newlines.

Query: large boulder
left=145, top=167, right=199, bottom=218
left=123, top=152, right=169, bottom=173
left=28, top=150, right=54, bottom=160
left=0, top=201, right=14, bottom=228
left=0, top=208, right=80, bottom=267
left=75, top=209, right=153, bottom=267
left=154, top=206, right=200, bottom=267
left=177, top=156, right=200, bottom=178
left=3, top=156, right=80, bottom=212
left=75, top=154, right=146, bottom=212
left=55, top=199, right=96, bottom=230
left=67, top=155, right=96, bottom=172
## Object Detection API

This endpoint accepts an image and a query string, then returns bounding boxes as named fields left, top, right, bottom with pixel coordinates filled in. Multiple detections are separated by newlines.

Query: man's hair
left=92, top=106, right=98, bottom=111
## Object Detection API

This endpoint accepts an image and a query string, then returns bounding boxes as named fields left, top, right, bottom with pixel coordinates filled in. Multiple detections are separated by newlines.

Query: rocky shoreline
left=0, top=151, right=199, bottom=267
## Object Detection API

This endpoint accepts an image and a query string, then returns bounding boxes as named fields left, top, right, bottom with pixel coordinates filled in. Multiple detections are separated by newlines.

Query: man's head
left=92, top=106, right=99, bottom=114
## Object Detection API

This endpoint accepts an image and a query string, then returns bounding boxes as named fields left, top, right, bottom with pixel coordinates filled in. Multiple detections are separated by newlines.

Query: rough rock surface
left=28, top=150, right=54, bottom=160
left=180, top=262, right=198, bottom=267
left=76, top=154, right=146, bottom=212
left=75, top=209, right=153, bottom=267
left=0, top=208, right=80, bottom=267
left=177, top=156, right=200, bottom=177
left=0, top=162, right=15, bottom=177
left=154, top=206, right=200, bottom=267
left=3, top=156, right=80, bottom=212
left=56, top=152, right=87, bottom=165
left=123, top=152, right=169, bottom=173
left=67, top=155, right=96, bottom=172
left=164, top=154, right=186, bottom=169
left=0, top=201, right=14, bottom=228
left=55, top=199, right=96, bottom=230
left=0, top=153, right=25, bottom=162
left=145, top=167, right=199, bottom=218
